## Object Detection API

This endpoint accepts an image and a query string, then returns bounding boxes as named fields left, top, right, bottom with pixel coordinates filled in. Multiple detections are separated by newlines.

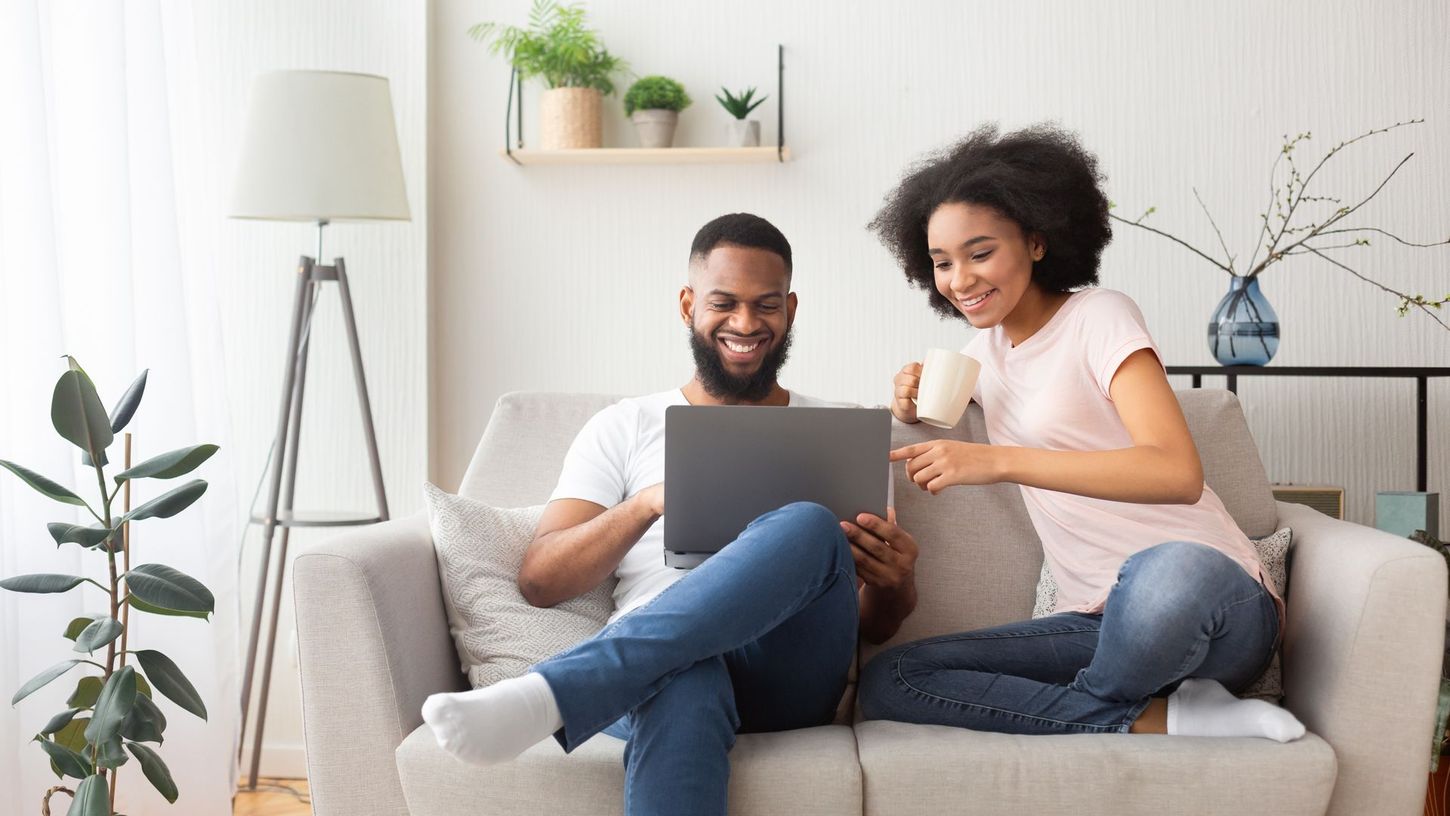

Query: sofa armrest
left=293, top=510, right=466, bottom=816
left=1275, top=501, right=1446, bottom=816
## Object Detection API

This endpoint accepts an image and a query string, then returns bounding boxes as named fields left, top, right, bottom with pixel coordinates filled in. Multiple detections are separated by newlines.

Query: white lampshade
left=230, top=70, right=410, bottom=222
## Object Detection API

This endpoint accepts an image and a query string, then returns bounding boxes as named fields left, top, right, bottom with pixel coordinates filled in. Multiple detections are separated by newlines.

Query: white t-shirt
left=549, top=388, right=842, bottom=622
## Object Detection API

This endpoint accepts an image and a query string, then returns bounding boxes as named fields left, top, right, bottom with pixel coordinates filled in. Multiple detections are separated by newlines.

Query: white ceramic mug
left=914, top=348, right=981, bottom=429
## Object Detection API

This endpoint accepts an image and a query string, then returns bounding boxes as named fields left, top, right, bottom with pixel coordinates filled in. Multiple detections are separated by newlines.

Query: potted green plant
left=468, top=0, right=626, bottom=149
left=716, top=86, right=768, bottom=148
left=623, top=75, right=691, bottom=149
left=2, top=358, right=217, bottom=815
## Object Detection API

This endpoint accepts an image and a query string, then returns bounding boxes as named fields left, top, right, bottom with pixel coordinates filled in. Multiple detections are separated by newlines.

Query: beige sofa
left=293, top=390, right=1446, bottom=815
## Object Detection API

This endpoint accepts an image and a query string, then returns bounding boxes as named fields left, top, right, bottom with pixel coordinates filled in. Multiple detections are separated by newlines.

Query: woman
left=858, top=124, right=1304, bottom=740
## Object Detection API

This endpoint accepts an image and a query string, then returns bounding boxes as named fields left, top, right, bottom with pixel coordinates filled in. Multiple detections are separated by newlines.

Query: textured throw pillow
left=1032, top=527, right=1293, bottom=701
left=423, top=482, right=613, bottom=688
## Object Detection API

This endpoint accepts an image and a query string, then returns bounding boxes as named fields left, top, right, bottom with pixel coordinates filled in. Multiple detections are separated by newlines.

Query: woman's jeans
left=532, top=502, right=859, bottom=816
left=859, top=540, right=1279, bottom=735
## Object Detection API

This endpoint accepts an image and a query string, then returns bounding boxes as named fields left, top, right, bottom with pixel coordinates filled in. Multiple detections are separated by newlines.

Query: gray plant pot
left=726, top=119, right=761, bottom=148
left=631, top=109, right=679, bottom=148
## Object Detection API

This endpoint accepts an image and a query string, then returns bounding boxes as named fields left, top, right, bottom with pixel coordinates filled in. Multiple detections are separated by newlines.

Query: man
left=422, top=213, right=920, bottom=816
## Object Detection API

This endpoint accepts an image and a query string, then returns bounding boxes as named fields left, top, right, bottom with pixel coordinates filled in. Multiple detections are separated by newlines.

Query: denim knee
left=760, top=501, right=851, bottom=560
left=1115, top=541, right=1247, bottom=622
left=774, top=501, right=839, bottom=533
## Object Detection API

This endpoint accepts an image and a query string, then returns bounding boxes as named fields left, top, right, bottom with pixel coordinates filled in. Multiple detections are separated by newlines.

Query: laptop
left=662, top=405, right=892, bottom=568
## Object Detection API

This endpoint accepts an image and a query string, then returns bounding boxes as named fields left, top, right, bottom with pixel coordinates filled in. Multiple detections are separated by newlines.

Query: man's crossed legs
left=424, top=501, right=858, bottom=815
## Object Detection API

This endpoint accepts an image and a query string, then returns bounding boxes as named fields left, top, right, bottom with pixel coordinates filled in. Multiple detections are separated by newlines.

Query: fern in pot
left=624, top=76, right=691, bottom=148
left=2, top=358, right=217, bottom=815
left=469, top=0, right=627, bottom=149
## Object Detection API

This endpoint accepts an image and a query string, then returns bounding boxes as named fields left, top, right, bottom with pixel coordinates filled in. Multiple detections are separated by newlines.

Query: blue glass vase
left=1208, top=276, right=1279, bottom=366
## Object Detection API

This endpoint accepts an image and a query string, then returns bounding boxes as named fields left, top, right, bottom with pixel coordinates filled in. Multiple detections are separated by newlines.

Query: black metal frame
left=1169, top=365, right=1450, bottom=493
left=776, top=43, right=784, bottom=162
left=504, top=44, right=787, bottom=162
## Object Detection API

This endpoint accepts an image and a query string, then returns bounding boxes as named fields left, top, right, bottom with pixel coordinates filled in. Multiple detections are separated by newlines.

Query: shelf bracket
left=777, top=44, right=785, bottom=162
left=504, top=66, right=523, bottom=165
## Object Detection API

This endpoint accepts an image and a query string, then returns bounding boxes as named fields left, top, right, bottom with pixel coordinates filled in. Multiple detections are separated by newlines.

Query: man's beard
left=688, top=325, right=793, bottom=402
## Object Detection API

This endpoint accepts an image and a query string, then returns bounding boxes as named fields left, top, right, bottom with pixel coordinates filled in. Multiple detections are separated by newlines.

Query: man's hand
left=890, top=440, right=1002, bottom=494
left=890, top=361, right=923, bottom=424
left=840, top=507, right=918, bottom=592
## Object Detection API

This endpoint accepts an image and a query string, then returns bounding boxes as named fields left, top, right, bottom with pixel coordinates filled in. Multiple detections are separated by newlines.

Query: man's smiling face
left=682, top=243, right=797, bottom=403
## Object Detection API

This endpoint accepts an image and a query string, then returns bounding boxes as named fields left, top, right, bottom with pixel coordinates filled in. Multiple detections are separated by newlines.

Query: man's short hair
left=689, top=213, right=793, bottom=276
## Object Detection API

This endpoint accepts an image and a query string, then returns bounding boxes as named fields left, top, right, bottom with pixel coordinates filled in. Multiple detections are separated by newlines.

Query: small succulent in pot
left=716, top=86, right=768, bottom=147
left=623, top=75, right=691, bottom=148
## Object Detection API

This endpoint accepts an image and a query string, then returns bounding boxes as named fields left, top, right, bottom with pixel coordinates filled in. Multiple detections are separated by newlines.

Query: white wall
left=192, top=0, right=428, bottom=776
left=430, top=0, right=1449, bottom=535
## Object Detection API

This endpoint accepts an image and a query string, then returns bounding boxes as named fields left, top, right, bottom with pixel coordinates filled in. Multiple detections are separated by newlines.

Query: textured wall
left=430, top=0, right=1449, bottom=536
left=193, top=0, right=427, bottom=775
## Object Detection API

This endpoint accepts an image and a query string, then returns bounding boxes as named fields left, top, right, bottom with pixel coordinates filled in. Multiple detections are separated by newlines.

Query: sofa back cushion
left=458, top=392, right=623, bottom=506
left=458, top=389, right=1276, bottom=661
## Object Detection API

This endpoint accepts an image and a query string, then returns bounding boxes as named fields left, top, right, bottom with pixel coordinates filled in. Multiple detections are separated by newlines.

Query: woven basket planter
left=540, top=87, right=602, bottom=149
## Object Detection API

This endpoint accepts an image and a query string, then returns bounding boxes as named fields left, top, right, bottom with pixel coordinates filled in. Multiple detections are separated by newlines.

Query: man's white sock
left=421, top=672, right=564, bottom=765
left=1166, top=677, right=1305, bottom=742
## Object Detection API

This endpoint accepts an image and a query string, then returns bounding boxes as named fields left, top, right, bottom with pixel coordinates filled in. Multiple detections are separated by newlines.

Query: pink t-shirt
left=964, top=287, right=1282, bottom=617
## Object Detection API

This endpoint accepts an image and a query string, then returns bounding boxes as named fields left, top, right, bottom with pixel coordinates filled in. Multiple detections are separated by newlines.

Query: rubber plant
left=2, top=357, right=217, bottom=815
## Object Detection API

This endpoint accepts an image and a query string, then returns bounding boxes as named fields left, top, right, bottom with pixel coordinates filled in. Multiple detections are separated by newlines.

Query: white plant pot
left=726, top=119, right=761, bottom=147
left=631, top=109, right=679, bottom=148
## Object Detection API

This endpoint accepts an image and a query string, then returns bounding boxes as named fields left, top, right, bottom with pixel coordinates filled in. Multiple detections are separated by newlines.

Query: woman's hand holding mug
left=891, top=361, right=923, bottom=424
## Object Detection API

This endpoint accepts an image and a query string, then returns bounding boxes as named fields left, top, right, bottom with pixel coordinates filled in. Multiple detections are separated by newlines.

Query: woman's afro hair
left=869, top=123, right=1112, bottom=319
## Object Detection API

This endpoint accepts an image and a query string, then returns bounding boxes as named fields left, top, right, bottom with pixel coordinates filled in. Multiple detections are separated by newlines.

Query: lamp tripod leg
left=246, top=272, right=318, bottom=790
left=335, top=259, right=390, bottom=521
left=239, top=258, right=312, bottom=785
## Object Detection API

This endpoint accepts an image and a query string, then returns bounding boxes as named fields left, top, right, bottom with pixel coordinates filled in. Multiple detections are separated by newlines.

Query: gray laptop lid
left=663, top=405, right=891, bottom=563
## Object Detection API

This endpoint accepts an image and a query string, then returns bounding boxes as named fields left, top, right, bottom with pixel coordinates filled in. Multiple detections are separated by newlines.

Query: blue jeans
left=533, top=502, right=859, bottom=816
left=859, top=540, right=1279, bottom=735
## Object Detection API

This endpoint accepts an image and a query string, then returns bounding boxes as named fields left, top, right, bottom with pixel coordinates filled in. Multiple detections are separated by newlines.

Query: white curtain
left=0, top=2, right=240, bottom=814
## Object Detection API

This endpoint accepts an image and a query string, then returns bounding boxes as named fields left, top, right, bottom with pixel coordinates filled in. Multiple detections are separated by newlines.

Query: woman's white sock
left=421, top=672, right=564, bottom=765
left=1166, top=677, right=1305, bottom=742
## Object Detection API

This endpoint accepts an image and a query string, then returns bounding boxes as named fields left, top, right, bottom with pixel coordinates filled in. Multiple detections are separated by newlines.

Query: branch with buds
left=1111, top=120, right=1450, bottom=331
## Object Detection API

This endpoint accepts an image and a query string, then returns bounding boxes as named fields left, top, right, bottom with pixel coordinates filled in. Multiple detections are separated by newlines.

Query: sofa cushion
left=457, top=392, right=623, bottom=507
left=854, top=720, right=1336, bottom=815
left=1177, top=389, right=1279, bottom=539
left=862, top=407, right=1042, bottom=665
left=423, top=482, right=614, bottom=687
left=395, top=723, right=864, bottom=816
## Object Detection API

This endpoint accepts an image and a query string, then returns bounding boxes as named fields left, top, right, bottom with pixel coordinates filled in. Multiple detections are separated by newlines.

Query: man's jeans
left=859, top=540, right=1279, bottom=735
left=532, top=502, right=858, bottom=816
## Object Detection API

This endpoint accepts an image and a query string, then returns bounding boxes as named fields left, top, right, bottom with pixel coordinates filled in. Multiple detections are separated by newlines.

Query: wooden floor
left=233, top=777, right=311, bottom=816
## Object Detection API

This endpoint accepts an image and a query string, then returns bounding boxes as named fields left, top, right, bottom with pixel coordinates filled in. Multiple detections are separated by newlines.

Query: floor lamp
left=229, top=70, right=410, bottom=790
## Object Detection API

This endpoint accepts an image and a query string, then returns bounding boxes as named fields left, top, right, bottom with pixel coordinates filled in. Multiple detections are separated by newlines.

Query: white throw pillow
left=423, top=482, right=613, bottom=688
left=1032, top=528, right=1292, bottom=701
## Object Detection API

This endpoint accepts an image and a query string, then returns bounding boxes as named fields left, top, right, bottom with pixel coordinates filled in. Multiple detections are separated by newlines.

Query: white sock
left=1166, top=677, right=1305, bottom=742
left=421, top=672, right=564, bottom=765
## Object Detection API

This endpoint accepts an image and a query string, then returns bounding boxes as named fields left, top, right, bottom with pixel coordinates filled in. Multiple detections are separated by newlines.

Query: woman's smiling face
left=927, top=201, right=1044, bottom=329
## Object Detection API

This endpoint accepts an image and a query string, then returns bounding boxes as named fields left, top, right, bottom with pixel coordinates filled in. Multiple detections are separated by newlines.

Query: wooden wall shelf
left=500, top=146, right=791, bottom=166
left=502, top=45, right=788, bottom=166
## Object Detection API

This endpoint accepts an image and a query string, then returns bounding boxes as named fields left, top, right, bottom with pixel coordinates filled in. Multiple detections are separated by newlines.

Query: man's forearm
left=520, top=493, right=658, bottom=607
left=858, top=579, right=917, bottom=645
